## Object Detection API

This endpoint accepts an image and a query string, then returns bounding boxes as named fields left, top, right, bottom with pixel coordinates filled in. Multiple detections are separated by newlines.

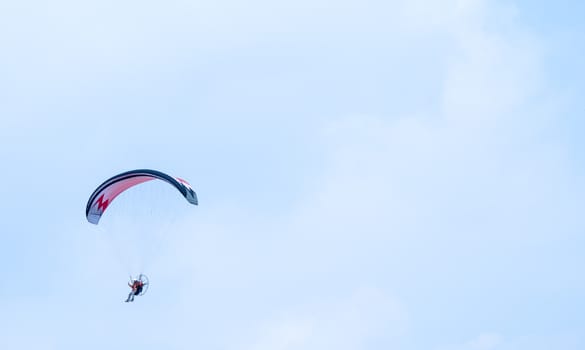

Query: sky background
left=0, top=0, right=584, bottom=349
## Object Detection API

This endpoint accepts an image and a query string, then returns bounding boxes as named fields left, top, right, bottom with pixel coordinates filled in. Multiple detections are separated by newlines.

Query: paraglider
left=86, top=169, right=197, bottom=302
left=125, top=274, right=149, bottom=302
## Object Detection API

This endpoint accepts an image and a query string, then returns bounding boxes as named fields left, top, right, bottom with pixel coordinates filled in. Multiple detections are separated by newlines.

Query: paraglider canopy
left=86, top=169, right=198, bottom=225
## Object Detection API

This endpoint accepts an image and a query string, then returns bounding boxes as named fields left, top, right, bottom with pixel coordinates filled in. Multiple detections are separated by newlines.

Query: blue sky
left=1, top=0, right=584, bottom=349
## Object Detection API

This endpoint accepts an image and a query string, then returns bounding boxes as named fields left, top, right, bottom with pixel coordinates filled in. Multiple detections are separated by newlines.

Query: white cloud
left=131, top=0, right=581, bottom=347
left=470, top=333, right=503, bottom=349
left=242, top=287, right=406, bottom=350
left=436, top=333, right=502, bottom=350
left=437, top=331, right=585, bottom=350
left=1, top=0, right=582, bottom=349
